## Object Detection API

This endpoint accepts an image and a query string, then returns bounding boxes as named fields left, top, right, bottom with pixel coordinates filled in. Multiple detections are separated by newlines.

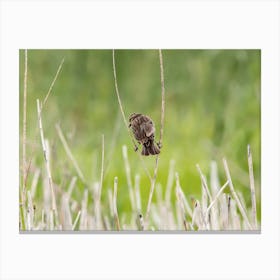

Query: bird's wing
left=140, top=116, right=155, bottom=137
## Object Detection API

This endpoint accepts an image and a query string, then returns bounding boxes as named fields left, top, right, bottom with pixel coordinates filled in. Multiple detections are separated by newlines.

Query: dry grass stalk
left=145, top=155, right=160, bottom=226
left=210, top=161, right=220, bottom=196
left=45, top=140, right=57, bottom=212
left=122, top=145, right=136, bottom=212
left=206, top=180, right=229, bottom=214
left=205, top=180, right=229, bottom=223
left=196, top=164, right=212, bottom=201
left=79, top=189, right=88, bottom=230
left=22, top=49, right=28, bottom=193
left=158, top=49, right=165, bottom=148
left=30, top=168, right=40, bottom=198
left=209, top=161, right=220, bottom=229
left=182, top=194, right=193, bottom=219
left=61, top=193, right=72, bottom=230
left=37, top=100, right=57, bottom=215
left=201, top=184, right=210, bottom=230
left=220, top=194, right=229, bottom=229
left=134, top=174, right=141, bottom=212
left=55, top=123, right=85, bottom=183
left=112, top=50, right=151, bottom=181
left=42, top=58, right=65, bottom=108
left=230, top=199, right=241, bottom=230
left=49, top=209, right=54, bottom=230
left=107, top=189, right=114, bottom=218
left=223, top=158, right=253, bottom=230
left=67, top=176, right=77, bottom=198
left=43, top=175, right=51, bottom=219
left=166, top=208, right=177, bottom=230
left=237, top=190, right=248, bottom=214
left=192, top=200, right=204, bottom=229
left=151, top=205, right=161, bottom=229
left=103, top=216, right=111, bottom=230
left=41, top=209, right=45, bottom=230
left=175, top=172, right=188, bottom=230
left=98, top=134, right=105, bottom=201
left=155, top=183, right=163, bottom=205
left=247, top=145, right=257, bottom=229
left=145, top=49, right=166, bottom=226
left=137, top=214, right=144, bottom=230
left=112, top=50, right=136, bottom=147
left=113, top=177, right=120, bottom=230
left=93, top=182, right=102, bottom=230
left=26, top=191, right=34, bottom=230
left=20, top=49, right=28, bottom=231
left=70, top=200, right=78, bottom=213
left=72, top=210, right=81, bottom=230
left=165, top=159, right=175, bottom=207
left=175, top=202, right=183, bottom=230
left=196, top=167, right=211, bottom=229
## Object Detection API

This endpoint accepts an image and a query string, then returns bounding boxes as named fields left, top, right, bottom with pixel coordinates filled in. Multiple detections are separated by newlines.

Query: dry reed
left=55, top=123, right=86, bottom=183
left=247, top=145, right=257, bottom=229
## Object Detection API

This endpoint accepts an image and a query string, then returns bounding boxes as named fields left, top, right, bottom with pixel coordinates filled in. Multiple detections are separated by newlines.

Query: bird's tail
left=141, top=141, right=160, bottom=156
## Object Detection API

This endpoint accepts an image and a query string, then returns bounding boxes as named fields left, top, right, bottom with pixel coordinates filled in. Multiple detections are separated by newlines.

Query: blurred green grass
left=19, top=49, right=261, bottom=218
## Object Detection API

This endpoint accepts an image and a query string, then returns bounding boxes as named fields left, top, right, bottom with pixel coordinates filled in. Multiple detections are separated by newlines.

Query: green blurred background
left=19, top=50, right=261, bottom=219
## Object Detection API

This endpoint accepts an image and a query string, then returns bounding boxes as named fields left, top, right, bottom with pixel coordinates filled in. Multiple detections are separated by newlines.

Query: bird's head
left=144, top=120, right=155, bottom=137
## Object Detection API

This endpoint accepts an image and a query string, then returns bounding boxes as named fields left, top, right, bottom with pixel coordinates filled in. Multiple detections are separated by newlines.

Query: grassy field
left=19, top=49, right=261, bottom=231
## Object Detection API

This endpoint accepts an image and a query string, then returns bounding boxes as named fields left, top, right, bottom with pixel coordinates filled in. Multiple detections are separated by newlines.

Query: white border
left=0, top=1, right=279, bottom=279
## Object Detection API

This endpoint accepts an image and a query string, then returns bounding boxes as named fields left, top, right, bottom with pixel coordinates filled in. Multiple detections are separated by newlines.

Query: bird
left=128, top=113, right=160, bottom=156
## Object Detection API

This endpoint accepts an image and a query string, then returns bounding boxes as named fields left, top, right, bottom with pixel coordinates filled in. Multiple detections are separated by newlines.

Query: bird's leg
left=156, top=141, right=162, bottom=149
left=134, top=142, right=141, bottom=152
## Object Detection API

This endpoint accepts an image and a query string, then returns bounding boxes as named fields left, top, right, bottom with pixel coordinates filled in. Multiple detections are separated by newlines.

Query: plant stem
left=223, top=158, right=253, bottom=230
left=247, top=145, right=257, bottom=229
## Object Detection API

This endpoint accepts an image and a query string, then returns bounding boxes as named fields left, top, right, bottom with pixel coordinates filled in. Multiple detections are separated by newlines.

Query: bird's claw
left=134, top=146, right=139, bottom=152
left=157, top=142, right=162, bottom=149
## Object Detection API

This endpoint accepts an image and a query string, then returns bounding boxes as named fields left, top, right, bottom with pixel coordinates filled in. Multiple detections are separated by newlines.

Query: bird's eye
left=149, top=121, right=152, bottom=124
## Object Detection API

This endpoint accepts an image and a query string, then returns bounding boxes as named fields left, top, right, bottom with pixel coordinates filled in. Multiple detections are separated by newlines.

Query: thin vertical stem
left=134, top=174, right=141, bottom=212
left=247, top=145, right=257, bottom=229
left=37, top=100, right=57, bottom=214
left=175, top=172, right=188, bottom=230
left=22, top=49, right=28, bottom=191
left=26, top=191, right=34, bottom=230
left=93, top=135, right=105, bottom=229
left=165, top=159, right=175, bottom=207
left=158, top=49, right=165, bottom=148
left=145, top=156, right=160, bottom=225
left=145, top=50, right=166, bottom=227
left=223, top=158, right=253, bottom=230
left=99, top=134, right=105, bottom=201
left=122, top=145, right=136, bottom=212
left=113, top=177, right=120, bottom=230
left=196, top=164, right=212, bottom=201
left=55, top=123, right=85, bottom=183
left=112, top=50, right=152, bottom=181
left=112, top=50, right=137, bottom=148
left=72, top=210, right=81, bottom=230
left=20, top=49, right=28, bottom=230
left=205, top=180, right=229, bottom=220
left=42, top=58, right=65, bottom=109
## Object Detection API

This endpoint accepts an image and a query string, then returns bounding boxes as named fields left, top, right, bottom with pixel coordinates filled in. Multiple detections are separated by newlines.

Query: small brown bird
left=128, top=113, right=160, bottom=156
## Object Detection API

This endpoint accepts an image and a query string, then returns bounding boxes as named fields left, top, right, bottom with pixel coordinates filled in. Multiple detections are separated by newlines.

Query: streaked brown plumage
left=128, top=113, right=160, bottom=156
